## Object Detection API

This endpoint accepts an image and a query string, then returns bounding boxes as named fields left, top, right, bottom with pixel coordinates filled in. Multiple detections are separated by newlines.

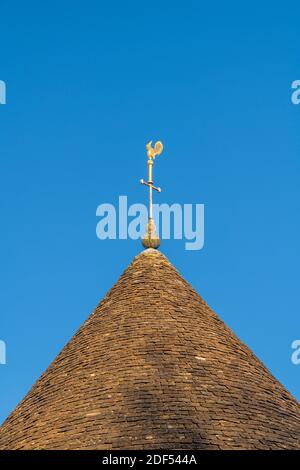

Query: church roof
left=0, top=248, right=299, bottom=450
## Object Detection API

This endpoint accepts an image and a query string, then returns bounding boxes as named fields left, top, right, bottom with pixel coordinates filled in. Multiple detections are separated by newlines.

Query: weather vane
left=140, top=140, right=163, bottom=249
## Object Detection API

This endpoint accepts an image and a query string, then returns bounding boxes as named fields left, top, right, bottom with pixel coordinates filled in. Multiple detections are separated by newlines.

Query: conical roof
left=0, top=249, right=299, bottom=450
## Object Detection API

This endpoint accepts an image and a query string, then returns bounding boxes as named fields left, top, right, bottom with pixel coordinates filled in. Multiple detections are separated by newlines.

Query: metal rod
left=149, top=183, right=153, bottom=219
left=140, top=141, right=163, bottom=249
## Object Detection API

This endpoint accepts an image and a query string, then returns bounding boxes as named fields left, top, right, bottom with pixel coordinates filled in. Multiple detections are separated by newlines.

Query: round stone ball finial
left=142, top=218, right=160, bottom=249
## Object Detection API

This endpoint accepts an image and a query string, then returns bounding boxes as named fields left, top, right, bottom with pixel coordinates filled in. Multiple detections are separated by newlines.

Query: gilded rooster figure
left=146, top=141, right=163, bottom=160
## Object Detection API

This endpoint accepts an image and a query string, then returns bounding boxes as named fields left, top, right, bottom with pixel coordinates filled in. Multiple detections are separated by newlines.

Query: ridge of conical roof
left=0, top=249, right=299, bottom=450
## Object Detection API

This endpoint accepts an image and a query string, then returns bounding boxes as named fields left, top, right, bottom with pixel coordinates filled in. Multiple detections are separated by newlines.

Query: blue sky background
left=0, top=1, right=299, bottom=424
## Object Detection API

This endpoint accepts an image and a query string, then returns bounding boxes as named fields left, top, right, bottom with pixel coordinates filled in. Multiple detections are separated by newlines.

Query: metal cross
left=140, top=141, right=163, bottom=220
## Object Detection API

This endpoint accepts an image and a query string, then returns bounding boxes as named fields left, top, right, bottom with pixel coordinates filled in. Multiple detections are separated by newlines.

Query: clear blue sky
left=1, top=1, right=300, bottom=424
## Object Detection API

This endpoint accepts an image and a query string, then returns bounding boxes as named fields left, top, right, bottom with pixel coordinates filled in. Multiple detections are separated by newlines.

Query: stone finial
left=141, top=218, right=160, bottom=249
